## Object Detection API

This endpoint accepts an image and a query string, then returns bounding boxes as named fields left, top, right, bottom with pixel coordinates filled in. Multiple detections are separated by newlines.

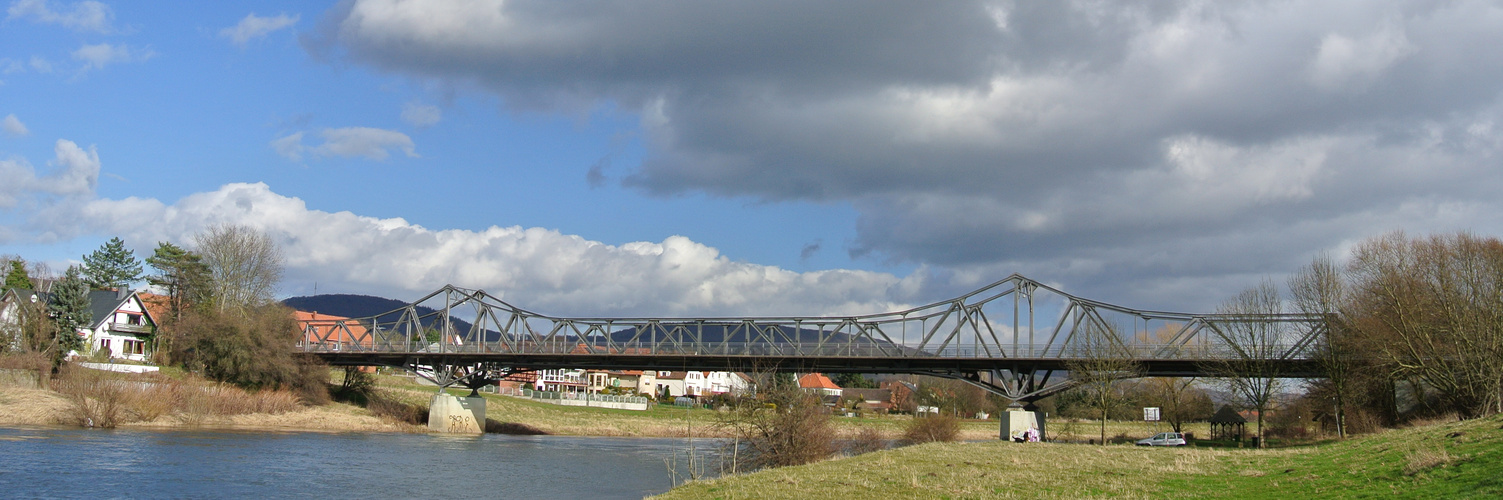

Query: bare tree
left=194, top=224, right=284, bottom=312
left=1200, top=280, right=1289, bottom=448
left=1145, top=377, right=1212, bottom=434
left=1346, top=232, right=1503, bottom=418
left=1289, top=253, right=1358, bottom=437
left=1065, top=319, right=1141, bottom=445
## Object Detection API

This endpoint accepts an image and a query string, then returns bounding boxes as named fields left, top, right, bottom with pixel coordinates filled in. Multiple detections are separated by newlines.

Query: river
left=0, top=426, right=720, bottom=499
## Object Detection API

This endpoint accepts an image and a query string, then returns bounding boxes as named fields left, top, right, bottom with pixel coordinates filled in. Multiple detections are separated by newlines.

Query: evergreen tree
left=46, top=265, right=92, bottom=367
left=4, top=260, right=34, bottom=290
left=832, top=373, right=876, bottom=389
left=82, top=237, right=143, bottom=290
left=146, top=242, right=210, bottom=322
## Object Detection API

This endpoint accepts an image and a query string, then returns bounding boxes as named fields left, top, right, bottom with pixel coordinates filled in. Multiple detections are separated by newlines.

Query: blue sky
left=5, top=1, right=1503, bottom=317
left=1, top=1, right=865, bottom=272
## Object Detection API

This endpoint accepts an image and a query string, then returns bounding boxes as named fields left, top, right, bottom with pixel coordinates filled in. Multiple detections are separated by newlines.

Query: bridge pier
left=1001, top=403, right=1046, bottom=442
left=428, top=393, right=486, bottom=433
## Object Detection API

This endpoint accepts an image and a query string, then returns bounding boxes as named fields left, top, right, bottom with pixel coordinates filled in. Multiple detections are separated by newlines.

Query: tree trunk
left=1256, top=412, right=1265, bottom=449
left=1099, top=409, right=1107, bottom=446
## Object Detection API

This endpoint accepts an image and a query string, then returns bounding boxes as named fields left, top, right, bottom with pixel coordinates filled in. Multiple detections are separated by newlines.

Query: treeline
left=1, top=224, right=327, bottom=403
left=1293, top=231, right=1503, bottom=432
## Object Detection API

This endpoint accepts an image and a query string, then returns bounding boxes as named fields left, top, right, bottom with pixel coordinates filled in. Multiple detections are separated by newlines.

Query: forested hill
left=282, top=294, right=411, bottom=319
left=281, top=294, right=477, bottom=334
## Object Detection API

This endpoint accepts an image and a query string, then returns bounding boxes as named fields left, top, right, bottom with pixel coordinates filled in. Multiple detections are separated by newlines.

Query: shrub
left=848, top=426, right=888, bottom=455
left=367, top=390, right=428, bottom=425
left=718, top=382, right=834, bottom=470
left=168, top=304, right=330, bottom=403
left=334, top=366, right=377, bottom=405
left=54, top=368, right=132, bottom=428
left=903, top=414, right=960, bottom=444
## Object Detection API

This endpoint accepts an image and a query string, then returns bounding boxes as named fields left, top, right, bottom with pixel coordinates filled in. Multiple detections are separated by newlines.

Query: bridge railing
left=298, top=339, right=1311, bottom=360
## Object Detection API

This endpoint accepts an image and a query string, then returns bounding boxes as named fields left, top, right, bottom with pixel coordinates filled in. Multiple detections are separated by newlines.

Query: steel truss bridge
left=297, top=274, right=1327, bottom=404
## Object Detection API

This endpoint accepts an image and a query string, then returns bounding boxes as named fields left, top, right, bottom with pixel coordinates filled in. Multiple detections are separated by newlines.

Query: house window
left=126, top=314, right=143, bottom=325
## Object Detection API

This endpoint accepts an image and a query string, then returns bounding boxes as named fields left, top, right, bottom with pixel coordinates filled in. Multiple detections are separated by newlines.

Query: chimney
left=116, top=287, right=128, bottom=300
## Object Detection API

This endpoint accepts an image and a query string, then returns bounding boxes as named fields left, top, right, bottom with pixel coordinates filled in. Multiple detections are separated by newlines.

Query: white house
left=0, top=287, right=158, bottom=362
left=706, top=371, right=754, bottom=396
left=534, top=368, right=587, bottom=392
left=651, top=371, right=754, bottom=399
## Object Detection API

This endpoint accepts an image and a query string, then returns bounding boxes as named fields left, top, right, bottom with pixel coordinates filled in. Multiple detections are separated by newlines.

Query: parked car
left=1136, top=432, right=1188, bottom=446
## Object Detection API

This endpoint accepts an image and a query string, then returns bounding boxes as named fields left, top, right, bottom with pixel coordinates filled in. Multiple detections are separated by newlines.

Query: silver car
left=1136, top=432, right=1187, bottom=446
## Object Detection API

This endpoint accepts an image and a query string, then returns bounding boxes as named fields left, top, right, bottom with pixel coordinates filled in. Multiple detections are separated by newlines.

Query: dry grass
left=0, top=387, right=72, bottom=425
left=32, top=367, right=310, bottom=428
left=902, top=414, right=960, bottom=444
left=1402, top=448, right=1458, bottom=476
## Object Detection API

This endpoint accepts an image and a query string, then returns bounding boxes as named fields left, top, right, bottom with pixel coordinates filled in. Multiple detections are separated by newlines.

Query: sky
left=3, top=0, right=1503, bottom=318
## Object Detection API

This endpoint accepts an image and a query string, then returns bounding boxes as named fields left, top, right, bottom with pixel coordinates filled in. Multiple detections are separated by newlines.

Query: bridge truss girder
left=299, top=274, right=1329, bottom=400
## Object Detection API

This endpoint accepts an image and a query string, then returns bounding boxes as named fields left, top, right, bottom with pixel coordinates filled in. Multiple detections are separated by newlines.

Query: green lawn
left=653, top=414, right=1503, bottom=499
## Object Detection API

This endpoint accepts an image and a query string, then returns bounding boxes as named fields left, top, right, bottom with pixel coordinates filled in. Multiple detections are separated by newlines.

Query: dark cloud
left=312, top=0, right=1503, bottom=309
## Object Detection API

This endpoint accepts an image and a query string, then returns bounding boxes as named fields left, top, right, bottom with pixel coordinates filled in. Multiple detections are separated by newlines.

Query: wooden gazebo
left=1210, top=405, right=1247, bottom=441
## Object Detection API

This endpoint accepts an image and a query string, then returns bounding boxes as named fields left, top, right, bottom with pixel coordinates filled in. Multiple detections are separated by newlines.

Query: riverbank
left=654, top=413, right=1503, bottom=499
left=0, top=385, right=422, bottom=433
left=4, top=368, right=1204, bottom=440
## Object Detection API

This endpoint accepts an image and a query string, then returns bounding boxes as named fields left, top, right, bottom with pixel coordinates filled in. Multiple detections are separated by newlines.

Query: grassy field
left=653, top=413, right=1503, bottom=499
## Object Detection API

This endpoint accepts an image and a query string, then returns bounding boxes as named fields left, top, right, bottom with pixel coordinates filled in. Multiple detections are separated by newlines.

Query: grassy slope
left=654, top=414, right=1503, bottom=499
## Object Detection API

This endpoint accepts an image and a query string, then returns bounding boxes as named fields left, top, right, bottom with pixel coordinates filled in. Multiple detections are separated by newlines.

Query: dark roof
left=843, top=388, right=892, bottom=402
left=3, top=288, right=154, bottom=330
left=1211, top=405, right=1247, bottom=424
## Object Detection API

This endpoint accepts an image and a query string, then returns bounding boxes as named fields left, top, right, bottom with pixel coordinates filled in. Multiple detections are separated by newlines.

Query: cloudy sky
left=3, top=0, right=1502, bottom=317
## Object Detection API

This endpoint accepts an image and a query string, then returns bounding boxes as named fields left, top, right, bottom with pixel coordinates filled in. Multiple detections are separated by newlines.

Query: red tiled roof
left=798, top=373, right=841, bottom=390
left=295, top=310, right=372, bottom=347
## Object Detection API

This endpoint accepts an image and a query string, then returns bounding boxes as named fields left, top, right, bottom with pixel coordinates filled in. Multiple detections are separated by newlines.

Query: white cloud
left=220, top=13, right=299, bottom=48
left=6, top=0, right=114, bottom=33
left=272, top=127, right=417, bottom=161
left=2, top=114, right=28, bottom=136
left=270, top=132, right=306, bottom=161
left=401, top=102, right=441, bottom=128
left=1, top=58, right=24, bottom=74
left=71, top=42, right=154, bottom=71
left=0, top=138, right=98, bottom=208
left=315, top=127, right=417, bottom=160
left=4, top=170, right=923, bottom=316
left=29, top=56, right=52, bottom=74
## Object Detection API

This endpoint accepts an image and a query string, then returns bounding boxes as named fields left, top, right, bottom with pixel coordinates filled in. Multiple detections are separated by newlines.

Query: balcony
left=108, top=322, right=153, bottom=335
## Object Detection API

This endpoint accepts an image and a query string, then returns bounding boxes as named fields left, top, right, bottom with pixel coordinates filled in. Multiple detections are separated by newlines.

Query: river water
left=0, top=426, right=717, bottom=499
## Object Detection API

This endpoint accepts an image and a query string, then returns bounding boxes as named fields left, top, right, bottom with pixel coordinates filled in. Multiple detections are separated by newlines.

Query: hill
left=281, top=294, right=477, bottom=335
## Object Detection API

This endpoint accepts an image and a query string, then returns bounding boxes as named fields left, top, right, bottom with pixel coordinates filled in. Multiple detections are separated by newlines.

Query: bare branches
left=194, top=224, right=284, bottom=312
left=1065, top=319, right=1141, bottom=445
left=1200, top=280, right=1288, bottom=448
left=1345, top=232, right=1503, bottom=418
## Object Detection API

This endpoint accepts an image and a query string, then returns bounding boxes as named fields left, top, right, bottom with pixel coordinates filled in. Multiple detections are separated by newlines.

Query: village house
left=587, top=370, right=656, bottom=395
left=842, top=388, right=895, bottom=414
left=881, top=380, right=920, bottom=414
left=798, top=372, right=843, bottom=397
left=0, top=287, right=158, bottom=362
left=294, top=310, right=372, bottom=350
left=534, top=368, right=587, bottom=392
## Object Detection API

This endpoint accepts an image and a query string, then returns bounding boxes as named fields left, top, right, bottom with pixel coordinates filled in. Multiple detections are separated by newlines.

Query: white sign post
left=1143, top=407, right=1161, bottom=422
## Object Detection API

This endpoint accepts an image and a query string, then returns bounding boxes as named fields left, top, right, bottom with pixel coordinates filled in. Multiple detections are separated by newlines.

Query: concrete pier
left=428, top=394, right=486, bottom=433
left=1003, top=409, right=1046, bottom=442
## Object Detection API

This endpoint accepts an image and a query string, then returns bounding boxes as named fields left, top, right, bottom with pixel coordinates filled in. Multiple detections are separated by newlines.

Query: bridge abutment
left=428, top=393, right=486, bottom=433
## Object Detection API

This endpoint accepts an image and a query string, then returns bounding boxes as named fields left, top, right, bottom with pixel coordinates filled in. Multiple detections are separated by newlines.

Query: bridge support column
left=1001, top=405, right=1045, bottom=442
left=428, top=393, right=486, bottom=433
